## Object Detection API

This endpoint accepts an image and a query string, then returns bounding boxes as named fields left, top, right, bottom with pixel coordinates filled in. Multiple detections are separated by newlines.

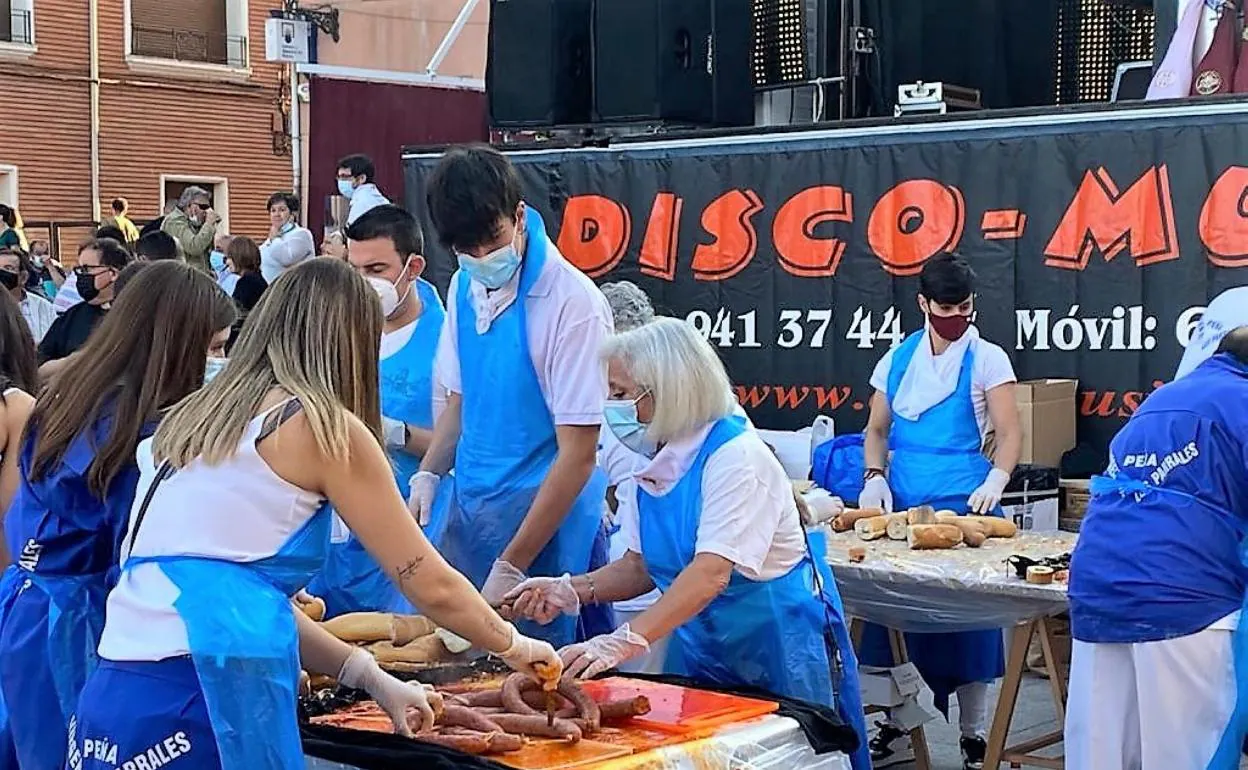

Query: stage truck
left=402, top=98, right=1248, bottom=473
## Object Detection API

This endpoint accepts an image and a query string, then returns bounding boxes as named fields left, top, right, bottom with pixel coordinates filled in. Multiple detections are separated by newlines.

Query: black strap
left=125, top=399, right=305, bottom=555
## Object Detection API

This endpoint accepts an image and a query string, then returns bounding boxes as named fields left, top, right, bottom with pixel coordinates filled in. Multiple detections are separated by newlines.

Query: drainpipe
left=290, top=63, right=302, bottom=199
left=88, top=0, right=101, bottom=223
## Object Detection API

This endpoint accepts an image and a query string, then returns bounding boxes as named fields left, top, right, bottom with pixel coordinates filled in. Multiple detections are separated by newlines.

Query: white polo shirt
left=616, top=423, right=806, bottom=582
left=434, top=242, right=612, bottom=427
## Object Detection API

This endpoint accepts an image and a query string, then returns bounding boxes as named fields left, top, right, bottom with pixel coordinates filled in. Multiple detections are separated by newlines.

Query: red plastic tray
left=579, top=677, right=779, bottom=734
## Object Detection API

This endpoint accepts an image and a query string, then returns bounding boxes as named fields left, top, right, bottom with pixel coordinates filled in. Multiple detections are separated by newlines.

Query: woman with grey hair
left=161, top=186, right=220, bottom=273
left=505, top=317, right=870, bottom=770
left=600, top=281, right=654, bottom=332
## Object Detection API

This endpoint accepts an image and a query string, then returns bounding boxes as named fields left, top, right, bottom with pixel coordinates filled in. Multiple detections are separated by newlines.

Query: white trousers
left=1064, top=626, right=1239, bottom=770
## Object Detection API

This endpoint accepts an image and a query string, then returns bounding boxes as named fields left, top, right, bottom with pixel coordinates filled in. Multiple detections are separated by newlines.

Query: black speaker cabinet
left=592, top=0, right=754, bottom=127
left=487, top=0, right=593, bottom=127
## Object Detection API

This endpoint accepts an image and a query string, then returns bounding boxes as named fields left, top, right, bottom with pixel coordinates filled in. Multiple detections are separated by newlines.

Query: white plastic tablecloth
left=821, top=527, right=1075, bottom=633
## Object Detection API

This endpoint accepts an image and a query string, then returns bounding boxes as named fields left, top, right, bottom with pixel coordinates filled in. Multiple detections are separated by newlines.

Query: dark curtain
left=852, top=0, right=1061, bottom=116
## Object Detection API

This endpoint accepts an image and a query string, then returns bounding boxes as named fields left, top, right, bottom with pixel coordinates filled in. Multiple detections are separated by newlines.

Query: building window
left=128, top=0, right=249, bottom=69
left=1, top=0, right=36, bottom=47
left=0, top=165, right=18, bottom=210
left=161, top=176, right=230, bottom=231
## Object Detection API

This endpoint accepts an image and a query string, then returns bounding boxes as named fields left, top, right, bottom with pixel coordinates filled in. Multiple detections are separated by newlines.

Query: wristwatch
left=863, top=467, right=886, bottom=482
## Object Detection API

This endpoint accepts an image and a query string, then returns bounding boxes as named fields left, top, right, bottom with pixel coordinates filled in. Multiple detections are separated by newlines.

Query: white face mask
left=366, top=257, right=413, bottom=318
left=204, top=356, right=228, bottom=385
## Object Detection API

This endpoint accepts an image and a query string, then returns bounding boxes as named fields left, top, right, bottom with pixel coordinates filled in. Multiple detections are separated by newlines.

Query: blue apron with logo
left=638, top=415, right=870, bottom=770
left=1087, top=473, right=1248, bottom=769
left=426, top=207, right=606, bottom=648
left=0, top=415, right=150, bottom=770
left=858, top=331, right=1005, bottom=713
left=308, top=278, right=444, bottom=617
left=121, top=504, right=332, bottom=769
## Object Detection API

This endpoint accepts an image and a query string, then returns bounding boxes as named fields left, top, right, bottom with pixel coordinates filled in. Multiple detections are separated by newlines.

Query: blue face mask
left=337, top=179, right=355, bottom=200
left=457, top=242, right=522, bottom=291
left=209, top=250, right=226, bottom=272
left=604, top=391, right=655, bottom=458
left=279, top=220, right=296, bottom=235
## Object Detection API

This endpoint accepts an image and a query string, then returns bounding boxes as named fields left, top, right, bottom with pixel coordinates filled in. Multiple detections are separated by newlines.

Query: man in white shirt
left=409, top=145, right=611, bottom=648
left=0, top=249, right=56, bottom=342
left=1175, top=286, right=1248, bottom=380
left=337, top=154, right=391, bottom=226
left=259, top=192, right=316, bottom=283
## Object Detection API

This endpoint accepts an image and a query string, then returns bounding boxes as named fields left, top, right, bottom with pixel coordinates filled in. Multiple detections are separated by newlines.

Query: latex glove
left=968, top=468, right=1011, bottom=514
left=858, top=475, right=894, bottom=512
left=560, top=624, right=650, bottom=680
left=494, top=623, right=564, bottom=685
left=503, top=574, right=582, bottom=625
left=481, top=559, right=527, bottom=606
left=381, top=416, right=406, bottom=450
left=406, top=471, right=439, bottom=526
left=337, top=647, right=443, bottom=735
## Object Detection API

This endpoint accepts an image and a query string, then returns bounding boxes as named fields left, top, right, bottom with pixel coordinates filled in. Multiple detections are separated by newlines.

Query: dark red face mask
left=928, top=311, right=972, bottom=342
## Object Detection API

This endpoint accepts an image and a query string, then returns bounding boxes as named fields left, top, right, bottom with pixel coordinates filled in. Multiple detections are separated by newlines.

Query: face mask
left=457, top=242, right=522, bottom=291
left=0, top=271, right=19, bottom=290
left=204, top=356, right=228, bottom=385
left=604, top=392, right=655, bottom=458
left=366, top=257, right=413, bottom=318
left=337, top=179, right=356, bottom=200
left=279, top=221, right=296, bottom=236
left=31, top=254, right=45, bottom=269
left=928, top=311, right=972, bottom=342
left=77, top=270, right=103, bottom=303
left=209, top=250, right=226, bottom=272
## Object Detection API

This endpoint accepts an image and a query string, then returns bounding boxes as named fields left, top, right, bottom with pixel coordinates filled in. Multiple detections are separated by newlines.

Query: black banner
left=404, top=107, right=1248, bottom=474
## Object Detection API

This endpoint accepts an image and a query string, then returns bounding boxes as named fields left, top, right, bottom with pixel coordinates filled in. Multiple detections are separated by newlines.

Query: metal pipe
left=88, top=0, right=101, bottom=222
left=289, top=63, right=302, bottom=200
left=837, top=0, right=851, bottom=121
left=426, top=0, right=481, bottom=76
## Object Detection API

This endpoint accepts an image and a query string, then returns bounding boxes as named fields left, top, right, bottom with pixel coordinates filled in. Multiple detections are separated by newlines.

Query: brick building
left=0, top=0, right=291, bottom=254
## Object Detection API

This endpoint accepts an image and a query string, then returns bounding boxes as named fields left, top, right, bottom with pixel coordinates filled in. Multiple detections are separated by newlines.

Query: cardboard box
left=1015, top=379, right=1078, bottom=467
left=858, top=663, right=924, bottom=708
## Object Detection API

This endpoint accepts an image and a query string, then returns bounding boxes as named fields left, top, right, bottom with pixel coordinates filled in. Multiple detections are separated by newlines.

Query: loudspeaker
left=592, top=0, right=755, bottom=127
left=487, top=0, right=592, bottom=127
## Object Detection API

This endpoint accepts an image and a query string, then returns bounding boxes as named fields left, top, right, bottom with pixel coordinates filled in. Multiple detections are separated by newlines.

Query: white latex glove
left=381, top=416, right=406, bottom=450
left=481, top=559, right=527, bottom=606
left=406, top=471, right=439, bottom=526
left=493, top=623, right=564, bottom=685
left=858, top=475, right=894, bottom=512
left=337, top=647, right=443, bottom=735
left=503, top=574, right=581, bottom=625
left=560, top=624, right=650, bottom=680
left=968, top=468, right=1011, bottom=514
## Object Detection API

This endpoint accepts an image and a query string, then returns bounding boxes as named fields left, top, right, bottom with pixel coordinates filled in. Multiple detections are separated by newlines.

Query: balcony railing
left=131, top=25, right=247, bottom=68
left=2, top=9, right=34, bottom=46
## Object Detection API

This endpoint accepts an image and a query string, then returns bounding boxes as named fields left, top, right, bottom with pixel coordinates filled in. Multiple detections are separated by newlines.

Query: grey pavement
left=886, top=673, right=1248, bottom=769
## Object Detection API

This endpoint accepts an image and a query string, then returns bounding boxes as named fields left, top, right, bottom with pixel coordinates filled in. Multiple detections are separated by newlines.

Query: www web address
left=733, top=385, right=867, bottom=412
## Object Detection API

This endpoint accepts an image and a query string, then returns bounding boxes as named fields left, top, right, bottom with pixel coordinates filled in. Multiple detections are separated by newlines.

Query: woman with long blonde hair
left=70, top=258, right=561, bottom=769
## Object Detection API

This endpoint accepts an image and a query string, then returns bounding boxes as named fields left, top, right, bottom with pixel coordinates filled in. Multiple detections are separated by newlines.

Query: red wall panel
left=307, top=77, right=487, bottom=240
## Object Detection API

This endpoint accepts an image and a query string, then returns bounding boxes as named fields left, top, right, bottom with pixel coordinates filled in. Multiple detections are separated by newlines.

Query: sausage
left=488, top=713, right=583, bottom=743
left=907, top=523, right=964, bottom=550
left=962, top=529, right=988, bottom=548
left=390, top=615, right=438, bottom=646
left=500, top=673, right=539, bottom=715
left=440, top=705, right=504, bottom=733
left=321, top=612, right=395, bottom=643
left=557, top=678, right=601, bottom=732
left=441, top=728, right=526, bottom=754
left=831, top=507, right=884, bottom=532
left=854, top=515, right=889, bottom=541
left=599, top=696, right=651, bottom=721
left=413, top=732, right=492, bottom=754
left=460, top=689, right=503, bottom=708
left=884, top=513, right=910, bottom=541
left=520, top=689, right=573, bottom=713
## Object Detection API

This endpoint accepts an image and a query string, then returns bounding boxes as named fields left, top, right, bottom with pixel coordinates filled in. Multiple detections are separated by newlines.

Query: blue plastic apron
left=308, top=278, right=444, bottom=618
left=427, top=207, right=606, bottom=648
left=1088, top=474, right=1248, bottom=769
left=638, top=414, right=871, bottom=770
left=859, top=331, right=1005, bottom=713
left=0, top=569, right=20, bottom=770
left=123, top=504, right=332, bottom=770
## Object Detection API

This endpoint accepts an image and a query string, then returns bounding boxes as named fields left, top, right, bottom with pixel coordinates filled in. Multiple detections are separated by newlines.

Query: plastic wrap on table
left=590, top=716, right=850, bottom=770
left=820, top=527, right=1074, bottom=633
left=303, top=722, right=508, bottom=770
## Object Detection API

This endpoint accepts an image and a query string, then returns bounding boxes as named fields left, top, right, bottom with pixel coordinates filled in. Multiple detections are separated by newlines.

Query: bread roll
left=885, top=513, right=910, bottom=541
left=322, top=612, right=396, bottom=643
left=906, top=505, right=937, bottom=526
left=854, top=515, right=890, bottom=541
left=907, top=524, right=964, bottom=550
left=369, top=635, right=449, bottom=664
left=390, top=615, right=438, bottom=646
left=963, top=515, right=1018, bottom=538
left=832, top=507, right=885, bottom=532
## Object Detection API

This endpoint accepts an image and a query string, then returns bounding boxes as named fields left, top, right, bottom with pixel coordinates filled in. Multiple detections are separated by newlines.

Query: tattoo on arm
left=395, top=555, right=425, bottom=584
